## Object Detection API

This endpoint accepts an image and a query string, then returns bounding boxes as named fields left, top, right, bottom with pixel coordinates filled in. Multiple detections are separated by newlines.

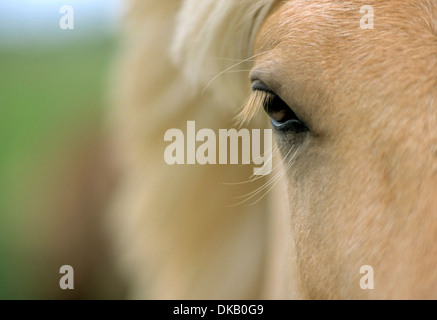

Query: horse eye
left=252, top=81, right=308, bottom=134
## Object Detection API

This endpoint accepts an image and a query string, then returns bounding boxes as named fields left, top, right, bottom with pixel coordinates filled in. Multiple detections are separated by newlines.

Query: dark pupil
left=264, top=94, right=295, bottom=123
left=262, top=93, right=308, bottom=134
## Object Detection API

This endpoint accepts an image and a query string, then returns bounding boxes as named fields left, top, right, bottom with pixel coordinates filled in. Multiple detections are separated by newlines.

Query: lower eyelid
left=271, top=119, right=308, bottom=134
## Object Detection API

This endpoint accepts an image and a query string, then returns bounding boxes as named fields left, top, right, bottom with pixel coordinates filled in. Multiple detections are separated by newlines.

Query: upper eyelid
left=251, top=79, right=275, bottom=94
left=250, top=71, right=313, bottom=134
left=250, top=68, right=281, bottom=95
left=249, top=68, right=267, bottom=82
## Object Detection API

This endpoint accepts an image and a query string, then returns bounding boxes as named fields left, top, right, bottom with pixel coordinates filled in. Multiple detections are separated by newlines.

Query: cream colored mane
left=108, top=0, right=293, bottom=299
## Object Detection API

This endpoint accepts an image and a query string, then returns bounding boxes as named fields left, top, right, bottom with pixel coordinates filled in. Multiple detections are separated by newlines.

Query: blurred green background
left=0, top=0, right=126, bottom=299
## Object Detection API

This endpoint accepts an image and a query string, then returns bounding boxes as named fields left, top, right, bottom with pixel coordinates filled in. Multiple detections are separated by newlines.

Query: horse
left=108, top=0, right=437, bottom=299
